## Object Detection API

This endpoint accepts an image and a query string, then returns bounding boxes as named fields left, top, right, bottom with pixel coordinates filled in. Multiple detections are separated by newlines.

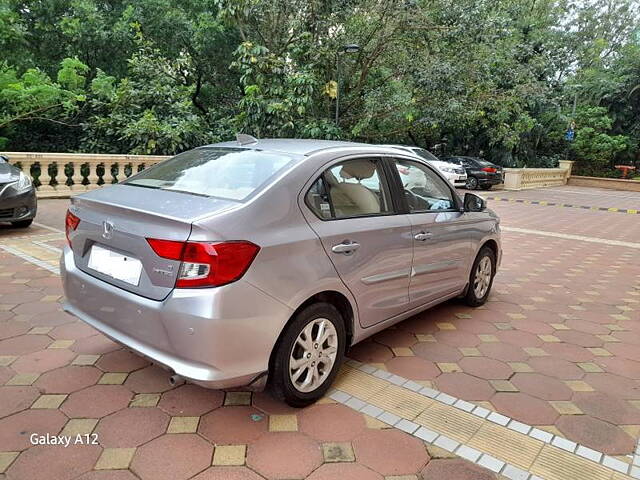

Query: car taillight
left=65, top=210, right=80, bottom=247
left=481, top=167, right=497, bottom=173
left=146, top=238, right=260, bottom=288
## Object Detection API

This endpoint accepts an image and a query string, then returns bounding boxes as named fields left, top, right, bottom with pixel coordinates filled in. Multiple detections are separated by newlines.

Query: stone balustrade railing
left=1, top=152, right=170, bottom=198
left=2, top=151, right=576, bottom=196
left=502, top=160, right=574, bottom=191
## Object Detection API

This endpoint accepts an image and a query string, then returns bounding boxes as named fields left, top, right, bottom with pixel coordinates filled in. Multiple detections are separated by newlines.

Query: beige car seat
left=325, top=160, right=382, bottom=217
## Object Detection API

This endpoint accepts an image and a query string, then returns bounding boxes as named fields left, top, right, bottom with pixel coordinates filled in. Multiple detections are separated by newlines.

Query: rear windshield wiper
left=160, top=187, right=211, bottom=198
left=125, top=182, right=161, bottom=190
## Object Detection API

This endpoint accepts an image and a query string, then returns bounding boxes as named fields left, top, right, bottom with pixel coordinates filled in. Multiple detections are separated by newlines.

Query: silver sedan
left=61, top=136, right=501, bottom=406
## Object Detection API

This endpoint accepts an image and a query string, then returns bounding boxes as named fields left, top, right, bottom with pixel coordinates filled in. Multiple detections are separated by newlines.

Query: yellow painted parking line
left=485, top=196, right=639, bottom=214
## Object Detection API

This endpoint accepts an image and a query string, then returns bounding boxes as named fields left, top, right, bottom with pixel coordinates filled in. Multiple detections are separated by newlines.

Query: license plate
left=88, top=245, right=143, bottom=286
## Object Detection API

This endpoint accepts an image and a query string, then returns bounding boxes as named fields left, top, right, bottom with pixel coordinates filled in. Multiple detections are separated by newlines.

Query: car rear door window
left=306, top=158, right=392, bottom=219
left=392, top=159, right=456, bottom=212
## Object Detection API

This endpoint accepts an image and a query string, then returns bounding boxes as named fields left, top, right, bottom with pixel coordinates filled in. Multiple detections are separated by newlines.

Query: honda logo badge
left=102, top=220, right=115, bottom=240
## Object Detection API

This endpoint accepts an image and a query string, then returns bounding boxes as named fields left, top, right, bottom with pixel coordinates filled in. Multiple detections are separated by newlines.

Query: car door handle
left=331, top=242, right=360, bottom=255
left=414, top=232, right=432, bottom=242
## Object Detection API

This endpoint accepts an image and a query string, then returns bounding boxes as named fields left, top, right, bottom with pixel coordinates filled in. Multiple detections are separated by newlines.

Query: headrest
left=340, top=160, right=376, bottom=181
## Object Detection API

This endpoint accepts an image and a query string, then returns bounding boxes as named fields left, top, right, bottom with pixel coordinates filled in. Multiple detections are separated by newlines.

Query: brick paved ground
left=0, top=185, right=639, bottom=479
left=0, top=245, right=487, bottom=480
left=354, top=186, right=640, bottom=456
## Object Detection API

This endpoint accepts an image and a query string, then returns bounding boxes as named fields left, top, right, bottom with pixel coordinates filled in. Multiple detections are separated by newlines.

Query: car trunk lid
left=70, top=184, right=238, bottom=301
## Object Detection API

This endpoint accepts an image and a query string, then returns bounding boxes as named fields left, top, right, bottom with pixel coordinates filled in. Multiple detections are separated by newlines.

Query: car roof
left=378, top=144, right=421, bottom=151
left=208, top=138, right=376, bottom=156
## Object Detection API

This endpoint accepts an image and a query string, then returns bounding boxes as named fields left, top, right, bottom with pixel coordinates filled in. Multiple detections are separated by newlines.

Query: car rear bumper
left=442, top=172, right=467, bottom=186
left=0, top=188, right=37, bottom=222
left=60, top=246, right=292, bottom=389
left=478, top=176, right=503, bottom=185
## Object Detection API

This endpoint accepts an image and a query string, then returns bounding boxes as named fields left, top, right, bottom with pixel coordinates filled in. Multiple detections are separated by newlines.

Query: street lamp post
left=335, top=44, right=360, bottom=126
left=565, top=84, right=581, bottom=160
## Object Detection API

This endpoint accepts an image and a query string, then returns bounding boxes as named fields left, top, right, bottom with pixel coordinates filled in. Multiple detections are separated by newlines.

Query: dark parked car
left=442, top=156, right=503, bottom=190
left=0, top=155, right=37, bottom=228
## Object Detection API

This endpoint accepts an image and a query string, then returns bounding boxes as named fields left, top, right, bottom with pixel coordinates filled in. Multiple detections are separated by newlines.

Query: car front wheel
left=270, top=302, right=345, bottom=407
left=464, top=247, right=496, bottom=307
left=466, top=176, right=478, bottom=189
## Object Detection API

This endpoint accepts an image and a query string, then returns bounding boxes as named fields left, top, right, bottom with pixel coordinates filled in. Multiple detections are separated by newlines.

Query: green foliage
left=0, top=0, right=638, bottom=177
left=57, top=58, right=89, bottom=92
left=232, top=41, right=335, bottom=138
left=81, top=40, right=215, bottom=155
left=0, top=59, right=88, bottom=148
left=571, top=106, right=629, bottom=175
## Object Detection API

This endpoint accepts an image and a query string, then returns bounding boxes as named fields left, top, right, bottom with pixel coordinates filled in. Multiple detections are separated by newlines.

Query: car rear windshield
left=124, top=147, right=296, bottom=201
left=473, top=159, right=494, bottom=167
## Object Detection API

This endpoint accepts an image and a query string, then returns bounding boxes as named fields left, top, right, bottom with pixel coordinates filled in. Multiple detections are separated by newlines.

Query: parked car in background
left=0, top=154, right=37, bottom=228
left=61, top=137, right=501, bottom=407
left=441, top=156, right=503, bottom=190
left=380, top=145, right=467, bottom=187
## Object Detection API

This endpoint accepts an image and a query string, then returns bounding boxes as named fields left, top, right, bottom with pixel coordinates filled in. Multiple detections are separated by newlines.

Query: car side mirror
left=464, top=193, right=486, bottom=212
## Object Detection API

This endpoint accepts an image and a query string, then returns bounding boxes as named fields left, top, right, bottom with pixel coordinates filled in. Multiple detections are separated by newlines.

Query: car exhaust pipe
left=169, top=374, right=185, bottom=387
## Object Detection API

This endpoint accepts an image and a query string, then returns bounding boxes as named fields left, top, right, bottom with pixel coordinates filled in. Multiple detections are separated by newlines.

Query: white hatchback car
left=380, top=145, right=467, bottom=187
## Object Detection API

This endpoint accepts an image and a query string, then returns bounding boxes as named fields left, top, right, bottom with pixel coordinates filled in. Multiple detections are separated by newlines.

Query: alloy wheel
left=473, top=256, right=492, bottom=298
left=466, top=176, right=478, bottom=189
left=289, top=318, right=338, bottom=393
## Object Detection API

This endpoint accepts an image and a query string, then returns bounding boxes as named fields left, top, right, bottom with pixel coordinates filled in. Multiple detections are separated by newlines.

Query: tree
left=571, top=106, right=629, bottom=175
left=0, top=0, right=638, bottom=176
left=81, top=36, right=216, bottom=155
left=0, top=58, right=88, bottom=149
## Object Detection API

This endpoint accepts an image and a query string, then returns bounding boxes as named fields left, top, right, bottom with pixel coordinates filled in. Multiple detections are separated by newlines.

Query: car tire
left=11, top=219, right=33, bottom=228
left=463, top=247, right=496, bottom=307
left=466, top=176, right=478, bottom=189
left=270, top=302, right=346, bottom=407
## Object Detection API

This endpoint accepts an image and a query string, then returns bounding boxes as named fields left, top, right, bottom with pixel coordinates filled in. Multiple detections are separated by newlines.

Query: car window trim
left=303, top=155, right=401, bottom=222
left=383, top=156, right=463, bottom=214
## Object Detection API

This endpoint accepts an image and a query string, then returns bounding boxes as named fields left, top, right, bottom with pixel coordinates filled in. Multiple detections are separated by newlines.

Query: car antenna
left=236, top=133, right=259, bottom=146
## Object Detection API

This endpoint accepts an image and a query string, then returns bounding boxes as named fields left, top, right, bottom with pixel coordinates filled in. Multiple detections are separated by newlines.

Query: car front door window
left=393, top=159, right=455, bottom=212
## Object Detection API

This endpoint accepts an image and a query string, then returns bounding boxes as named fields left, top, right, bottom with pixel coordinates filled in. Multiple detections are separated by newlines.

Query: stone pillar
left=558, top=160, right=574, bottom=183
left=503, top=168, right=523, bottom=190
left=68, top=162, right=84, bottom=193
left=38, top=161, right=55, bottom=194
left=86, top=161, right=102, bottom=189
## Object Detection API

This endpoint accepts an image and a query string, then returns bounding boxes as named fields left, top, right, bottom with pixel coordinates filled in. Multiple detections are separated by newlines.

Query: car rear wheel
left=270, top=302, right=345, bottom=407
left=464, top=247, right=496, bottom=307
left=466, top=176, right=478, bottom=189
left=11, top=219, right=33, bottom=228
